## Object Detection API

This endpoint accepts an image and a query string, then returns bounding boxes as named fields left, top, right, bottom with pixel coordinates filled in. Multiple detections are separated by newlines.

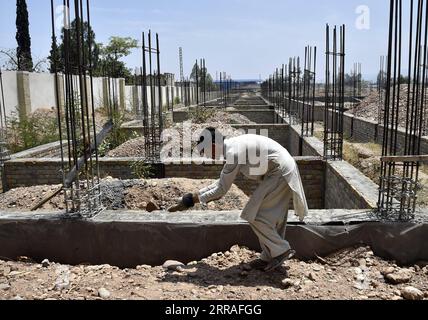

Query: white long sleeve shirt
left=198, top=134, right=309, bottom=222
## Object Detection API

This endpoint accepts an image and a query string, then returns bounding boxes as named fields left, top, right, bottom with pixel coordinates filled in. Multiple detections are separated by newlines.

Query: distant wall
left=2, top=71, right=19, bottom=116
left=2, top=71, right=124, bottom=119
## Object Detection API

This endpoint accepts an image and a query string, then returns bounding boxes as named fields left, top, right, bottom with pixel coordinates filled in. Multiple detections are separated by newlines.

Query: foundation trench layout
left=0, top=95, right=427, bottom=267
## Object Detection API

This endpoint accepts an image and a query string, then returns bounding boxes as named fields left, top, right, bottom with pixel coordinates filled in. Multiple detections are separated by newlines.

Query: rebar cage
left=377, top=0, right=428, bottom=221
left=301, top=46, right=317, bottom=138
left=140, top=30, right=163, bottom=164
left=50, top=0, right=105, bottom=217
left=378, top=157, right=423, bottom=221
left=324, top=24, right=346, bottom=161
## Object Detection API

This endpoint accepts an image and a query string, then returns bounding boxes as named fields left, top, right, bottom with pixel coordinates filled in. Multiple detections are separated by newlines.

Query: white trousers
left=249, top=178, right=293, bottom=261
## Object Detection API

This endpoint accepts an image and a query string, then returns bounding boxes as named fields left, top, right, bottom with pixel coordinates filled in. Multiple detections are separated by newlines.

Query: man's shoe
left=247, top=259, right=269, bottom=271
left=264, top=249, right=296, bottom=272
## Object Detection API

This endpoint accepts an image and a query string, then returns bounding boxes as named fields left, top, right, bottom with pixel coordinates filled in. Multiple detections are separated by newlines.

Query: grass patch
left=6, top=109, right=60, bottom=154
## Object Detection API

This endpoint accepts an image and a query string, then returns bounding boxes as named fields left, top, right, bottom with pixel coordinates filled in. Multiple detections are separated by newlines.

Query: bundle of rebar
left=301, top=46, right=317, bottom=138
left=377, top=0, right=428, bottom=221
left=140, top=30, right=164, bottom=164
left=49, top=0, right=105, bottom=216
left=324, top=24, right=346, bottom=161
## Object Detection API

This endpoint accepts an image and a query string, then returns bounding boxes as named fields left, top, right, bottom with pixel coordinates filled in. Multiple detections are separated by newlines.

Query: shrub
left=6, top=109, right=60, bottom=153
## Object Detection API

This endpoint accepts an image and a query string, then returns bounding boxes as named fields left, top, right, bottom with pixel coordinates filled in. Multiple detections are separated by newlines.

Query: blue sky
left=0, top=0, right=390, bottom=80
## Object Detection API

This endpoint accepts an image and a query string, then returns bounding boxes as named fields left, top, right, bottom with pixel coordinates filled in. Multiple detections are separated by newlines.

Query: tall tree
left=16, top=0, right=33, bottom=71
left=48, top=36, right=62, bottom=73
left=190, top=62, right=214, bottom=89
left=98, top=36, right=138, bottom=79
left=49, top=19, right=100, bottom=74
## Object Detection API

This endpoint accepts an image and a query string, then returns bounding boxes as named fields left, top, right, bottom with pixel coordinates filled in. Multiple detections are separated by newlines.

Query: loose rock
left=98, top=288, right=111, bottom=299
left=162, top=260, right=185, bottom=272
left=385, top=270, right=413, bottom=285
left=41, top=259, right=50, bottom=268
left=401, top=286, right=424, bottom=301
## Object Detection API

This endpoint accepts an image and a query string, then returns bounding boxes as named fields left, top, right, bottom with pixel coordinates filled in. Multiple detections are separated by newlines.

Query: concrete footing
left=0, top=209, right=427, bottom=268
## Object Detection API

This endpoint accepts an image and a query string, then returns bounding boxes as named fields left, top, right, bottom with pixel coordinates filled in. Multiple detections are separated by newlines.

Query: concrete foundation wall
left=285, top=123, right=378, bottom=210
left=325, top=161, right=378, bottom=209
left=1, top=210, right=426, bottom=267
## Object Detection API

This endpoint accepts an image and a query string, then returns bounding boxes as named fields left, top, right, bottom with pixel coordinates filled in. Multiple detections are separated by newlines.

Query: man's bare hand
left=167, top=193, right=200, bottom=213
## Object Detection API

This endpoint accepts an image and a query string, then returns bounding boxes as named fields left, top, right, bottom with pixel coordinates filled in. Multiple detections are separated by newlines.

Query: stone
left=385, top=270, right=413, bottom=285
left=281, top=279, right=294, bottom=289
left=162, top=260, right=185, bottom=272
left=0, top=283, right=11, bottom=291
left=211, top=253, right=218, bottom=259
left=136, top=265, right=152, bottom=270
left=312, top=265, right=323, bottom=272
left=240, top=271, right=249, bottom=277
left=1, top=266, right=11, bottom=277
left=12, top=296, right=24, bottom=301
left=98, top=288, right=111, bottom=299
left=187, top=261, right=198, bottom=266
left=308, top=272, right=318, bottom=282
left=381, top=267, right=395, bottom=275
left=358, top=259, right=367, bottom=267
left=354, top=267, right=363, bottom=275
left=401, top=286, right=424, bottom=301
left=230, top=245, right=240, bottom=253
left=54, top=277, right=70, bottom=291
left=146, top=201, right=160, bottom=213
left=41, top=259, right=50, bottom=268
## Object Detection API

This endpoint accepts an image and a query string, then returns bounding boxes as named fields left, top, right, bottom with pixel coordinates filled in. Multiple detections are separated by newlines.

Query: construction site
left=0, top=0, right=428, bottom=301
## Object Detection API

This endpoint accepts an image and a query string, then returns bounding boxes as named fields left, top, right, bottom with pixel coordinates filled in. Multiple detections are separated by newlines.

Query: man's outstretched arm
left=168, top=163, right=240, bottom=212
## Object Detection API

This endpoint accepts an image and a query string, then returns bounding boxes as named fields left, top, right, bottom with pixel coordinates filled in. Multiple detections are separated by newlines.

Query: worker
left=168, top=128, right=308, bottom=272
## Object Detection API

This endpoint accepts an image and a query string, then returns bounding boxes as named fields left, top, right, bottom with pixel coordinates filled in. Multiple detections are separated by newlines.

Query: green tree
left=98, top=36, right=138, bottom=80
left=16, top=0, right=33, bottom=71
left=49, top=19, right=100, bottom=74
left=190, top=62, right=215, bottom=89
left=48, top=36, right=62, bottom=73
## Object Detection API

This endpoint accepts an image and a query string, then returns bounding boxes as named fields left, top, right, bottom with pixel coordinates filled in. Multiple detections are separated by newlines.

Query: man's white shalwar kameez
left=198, top=134, right=308, bottom=261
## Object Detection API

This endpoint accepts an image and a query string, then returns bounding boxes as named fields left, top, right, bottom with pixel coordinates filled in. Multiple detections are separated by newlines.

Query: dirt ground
left=0, top=178, right=248, bottom=212
left=0, top=246, right=427, bottom=300
left=347, top=86, right=428, bottom=133
left=108, top=113, right=249, bottom=158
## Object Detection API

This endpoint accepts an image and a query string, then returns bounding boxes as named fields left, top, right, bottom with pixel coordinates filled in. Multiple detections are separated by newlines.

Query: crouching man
left=168, top=128, right=308, bottom=272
